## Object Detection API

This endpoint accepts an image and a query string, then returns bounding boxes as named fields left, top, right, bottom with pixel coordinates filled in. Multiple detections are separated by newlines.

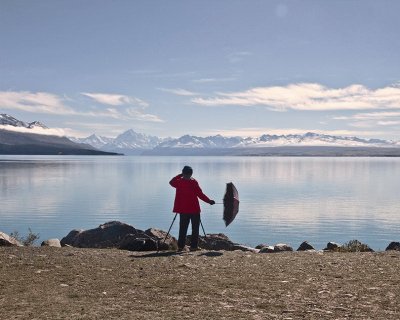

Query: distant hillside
left=0, top=114, right=121, bottom=155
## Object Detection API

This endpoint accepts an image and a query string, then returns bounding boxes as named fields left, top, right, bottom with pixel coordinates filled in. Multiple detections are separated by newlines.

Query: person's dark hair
left=182, top=166, right=193, bottom=176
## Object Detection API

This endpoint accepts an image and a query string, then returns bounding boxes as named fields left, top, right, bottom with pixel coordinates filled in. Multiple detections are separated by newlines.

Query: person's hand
left=209, top=200, right=216, bottom=205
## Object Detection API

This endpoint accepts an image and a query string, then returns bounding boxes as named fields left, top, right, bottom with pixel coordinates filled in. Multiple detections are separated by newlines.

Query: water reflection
left=1, top=156, right=399, bottom=250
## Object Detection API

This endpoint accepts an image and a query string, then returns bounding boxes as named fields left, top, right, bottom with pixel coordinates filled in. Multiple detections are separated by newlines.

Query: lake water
left=1, top=155, right=399, bottom=250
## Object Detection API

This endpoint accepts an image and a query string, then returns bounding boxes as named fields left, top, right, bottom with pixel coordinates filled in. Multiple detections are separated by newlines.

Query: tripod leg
left=200, top=219, right=207, bottom=238
left=160, top=213, right=177, bottom=251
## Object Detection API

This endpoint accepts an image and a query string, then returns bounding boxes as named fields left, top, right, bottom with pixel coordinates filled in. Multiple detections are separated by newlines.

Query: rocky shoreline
left=1, top=220, right=400, bottom=253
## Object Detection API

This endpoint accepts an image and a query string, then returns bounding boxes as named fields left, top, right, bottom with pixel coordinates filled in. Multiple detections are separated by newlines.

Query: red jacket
left=169, top=174, right=212, bottom=214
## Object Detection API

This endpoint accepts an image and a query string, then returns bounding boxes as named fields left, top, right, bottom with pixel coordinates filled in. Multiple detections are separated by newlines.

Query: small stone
left=259, top=246, right=275, bottom=253
left=0, top=232, right=23, bottom=247
left=297, top=241, right=315, bottom=251
left=274, top=243, right=293, bottom=252
left=324, top=242, right=341, bottom=251
left=41, top=239, right=61, bottom=247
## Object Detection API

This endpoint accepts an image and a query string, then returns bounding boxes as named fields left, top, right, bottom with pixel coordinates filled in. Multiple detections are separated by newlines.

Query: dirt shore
left=1, top=247, right=399, bottom=319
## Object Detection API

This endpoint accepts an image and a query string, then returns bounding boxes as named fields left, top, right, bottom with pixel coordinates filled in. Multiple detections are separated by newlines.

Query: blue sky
left=1, top=0, right=400, bottom=140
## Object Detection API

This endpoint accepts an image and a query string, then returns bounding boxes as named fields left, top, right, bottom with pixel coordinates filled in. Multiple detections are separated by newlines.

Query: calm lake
left=1, top=155, right=399, bottom=250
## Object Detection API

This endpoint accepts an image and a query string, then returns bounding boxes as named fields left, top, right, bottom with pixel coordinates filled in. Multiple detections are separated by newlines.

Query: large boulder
left=61, top=222, right=178, bottom=251
left=61, top=221, right=138, bottom=248
left=0, top=232, right=23, bottom=247
left=385, top=242, right=400, bottom=251
left=60, top=229, right=83, bottom=247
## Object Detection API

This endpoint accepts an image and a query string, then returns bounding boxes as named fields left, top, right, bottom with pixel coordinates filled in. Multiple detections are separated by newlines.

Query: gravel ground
left=1, top=247, right=399, bottom=320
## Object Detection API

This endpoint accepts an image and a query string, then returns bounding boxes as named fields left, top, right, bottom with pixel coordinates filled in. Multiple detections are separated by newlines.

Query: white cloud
left=333, top=111, right=400, bottom=121
left=82, top=92, right=149, bottom=107
left=0, top=124, right=68, bottom=136
left=333, top=111, right=400, bottom=129
left=0, top=90, right=162, bottom=123
left=81, top=92, right=163, bottom=122
left=158, top=88, right=199, bottom=96
left=377, top=120, right=400, bottom=126
left=0, top=91, right=74, bottom=115
left=125, top=107, right=164, bottom=122
left=192, top=83, right=400, bottom=111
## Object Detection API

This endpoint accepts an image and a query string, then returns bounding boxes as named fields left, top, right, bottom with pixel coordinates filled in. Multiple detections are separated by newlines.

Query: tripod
left=162, top=213, right=207, bottom=248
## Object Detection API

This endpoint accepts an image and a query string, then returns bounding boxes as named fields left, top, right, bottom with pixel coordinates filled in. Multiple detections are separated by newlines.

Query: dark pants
left=178, top=213, right=200, bottom=249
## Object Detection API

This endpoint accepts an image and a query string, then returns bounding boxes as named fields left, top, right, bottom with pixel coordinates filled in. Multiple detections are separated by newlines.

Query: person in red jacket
left=169, top=166, right=215, bottom=251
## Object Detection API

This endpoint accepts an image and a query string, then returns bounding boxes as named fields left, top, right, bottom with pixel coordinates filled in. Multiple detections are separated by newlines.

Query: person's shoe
left=177, top=246, right=188, bottom=253
left=189, top=247, right=201, bottom=252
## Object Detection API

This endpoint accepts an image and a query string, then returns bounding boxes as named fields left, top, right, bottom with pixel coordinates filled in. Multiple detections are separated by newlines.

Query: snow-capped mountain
left=69, top=134, right=114, bottom=150
left=156, top=132, right=400, bottom=149
left=0, top=114, right=47, bottom=129
left=72, top=129, right=166, bottom=154
left=109, top=129, right=163, bottom=149
left=155, top=134, right=243, bottom=149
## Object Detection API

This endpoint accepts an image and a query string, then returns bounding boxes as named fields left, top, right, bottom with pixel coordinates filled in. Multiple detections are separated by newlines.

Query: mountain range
left=73, top=130, right=400, bottom=155
left=1, top=113, right=400, bottom=156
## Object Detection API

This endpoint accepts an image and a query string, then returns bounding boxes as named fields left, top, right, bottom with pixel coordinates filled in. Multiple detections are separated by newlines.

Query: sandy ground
left=1, top=247, right=399, bottom=320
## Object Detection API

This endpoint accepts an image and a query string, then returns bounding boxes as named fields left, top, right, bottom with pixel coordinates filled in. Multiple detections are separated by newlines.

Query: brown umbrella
left=223, top=182, right=239, bottom=227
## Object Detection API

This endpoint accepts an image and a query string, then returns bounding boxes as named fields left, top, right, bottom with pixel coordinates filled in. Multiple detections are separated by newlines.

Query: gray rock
left=255, top=244, right=268, bottom=249
left=119, top=235, right=158, bottom=251
left=0, top=231, right=23, bottom=247
left=60, top=229, right=84, bottom=247
left=297, top=241, right=315, bottom=251
left=41, top=239, right=61, bottom=247
left=324, top=242, right=342, bottom=251
left=232, top=244, right=259, bottom=253
left=259, top=245, right=275, bottom=253
left=386, top=242, right=400, bottom=251
left=274, top=243, right=293, bottom=252
left=61, top=221, right=138, bottom=248
left=145, top=228, right=178, bottom=250
left=195, top=233, right=235, bottom=251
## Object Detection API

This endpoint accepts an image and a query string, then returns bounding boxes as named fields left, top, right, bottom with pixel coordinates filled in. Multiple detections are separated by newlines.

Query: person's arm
left=195, top=181, right=215, bottom=205
left=169, top=174, right=183, bottom=188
